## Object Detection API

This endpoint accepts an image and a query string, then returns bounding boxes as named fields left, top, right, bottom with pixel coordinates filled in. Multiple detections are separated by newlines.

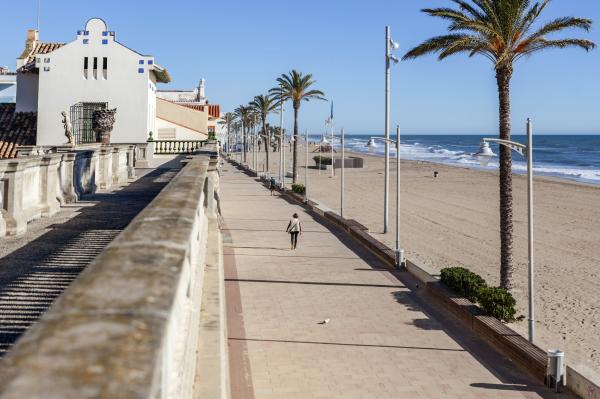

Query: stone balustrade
left=154, top=140, right=207, bottom=155
left=0, top=144, right=136, bottom=237
left=0, top=145, right=228, bottom=398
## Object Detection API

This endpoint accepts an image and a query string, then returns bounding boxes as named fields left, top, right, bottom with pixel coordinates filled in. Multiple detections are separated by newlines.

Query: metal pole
left=341, top=128, right=345, bottom=217
left=279, top=84, right=284, bottom=189
left=527, top=118, right=535, bottom=343
left=384, top=26, right=391, bottom=234
left=395, top=125, right=403, bottom=268
left=304, top=129, right=308, bottom=203
left=330, top=118, right=334, bottom=178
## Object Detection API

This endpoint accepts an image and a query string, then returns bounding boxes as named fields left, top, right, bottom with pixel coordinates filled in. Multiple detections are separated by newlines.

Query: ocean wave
left=338, top=138, right=600, bottom=184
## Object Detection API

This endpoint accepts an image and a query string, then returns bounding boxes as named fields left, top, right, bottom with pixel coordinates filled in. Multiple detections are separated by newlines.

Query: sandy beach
left=235, top=142, right=600, bottom=372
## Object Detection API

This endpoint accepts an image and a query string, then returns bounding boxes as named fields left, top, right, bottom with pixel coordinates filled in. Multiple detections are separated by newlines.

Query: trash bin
left=546, top=349, right=565, bottom=392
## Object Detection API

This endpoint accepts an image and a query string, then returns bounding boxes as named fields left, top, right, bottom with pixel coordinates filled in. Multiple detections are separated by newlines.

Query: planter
left=92, top=108, right=117, bottom=144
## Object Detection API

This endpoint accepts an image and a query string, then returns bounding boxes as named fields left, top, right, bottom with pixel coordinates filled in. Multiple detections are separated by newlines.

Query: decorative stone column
left=98, top=147, right=113, bottom=190
left=0, top=159, right=27, bottom=236
left=39, top=154, right=62, bottom=217
left=127, top=145, right=136, bottom=179
left=58, top=152, right=79, bottom=204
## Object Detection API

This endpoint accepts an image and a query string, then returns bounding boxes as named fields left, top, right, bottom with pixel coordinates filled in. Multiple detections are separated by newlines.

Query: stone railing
left=0, top=144, right=135, bottom=237
left=153, top=140, right=207, bottom=155
left=0, top=145, right=229, bottom=398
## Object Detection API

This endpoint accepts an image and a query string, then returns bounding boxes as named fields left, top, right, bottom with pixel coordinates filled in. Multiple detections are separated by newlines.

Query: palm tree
left=250, top=94, right=279, bottom=172
left=403, top=0, right=595, bottom=290
left=270, top=70, right=325, bottom=183
left=219, top=112, right=235, bottom=152
left=234, top=105, right=252, bottom=162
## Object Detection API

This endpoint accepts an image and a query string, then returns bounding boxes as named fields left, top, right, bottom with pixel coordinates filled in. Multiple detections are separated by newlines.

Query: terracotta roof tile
left=21, top=42, right=65, bottom=69
left=0, top=104, right=37, bottom=159
left=181, top=103, right=221, bottom=118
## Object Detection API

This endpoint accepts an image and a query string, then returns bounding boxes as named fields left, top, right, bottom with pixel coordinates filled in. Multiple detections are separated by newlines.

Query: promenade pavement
left=221, top=162, right=572, bottom=399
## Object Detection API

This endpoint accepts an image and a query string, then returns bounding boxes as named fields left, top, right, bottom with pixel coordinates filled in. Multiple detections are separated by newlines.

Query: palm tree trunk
left=242, top=121, right=247, bottom=163
left=292, top=105, right=299, bottom=183
left=496, top=66, right=514, bottom=291
left=263, top=116, right=269, bottom=172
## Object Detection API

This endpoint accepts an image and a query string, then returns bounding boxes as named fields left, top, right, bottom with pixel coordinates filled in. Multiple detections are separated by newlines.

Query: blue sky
left=1, top=0, right=599, bottom=134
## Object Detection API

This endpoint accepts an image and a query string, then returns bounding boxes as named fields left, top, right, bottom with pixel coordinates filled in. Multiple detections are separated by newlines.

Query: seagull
left=318, top=319, right=330, bottom=325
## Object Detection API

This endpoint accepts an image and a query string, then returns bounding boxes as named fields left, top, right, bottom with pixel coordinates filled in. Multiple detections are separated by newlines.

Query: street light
left=383, top=26, right=400, bottom=234
left=474, top=118, right=535, bottom=343
left=304, top=129, right=309, bottom=203
left=366, top=125, right=404, bottom=268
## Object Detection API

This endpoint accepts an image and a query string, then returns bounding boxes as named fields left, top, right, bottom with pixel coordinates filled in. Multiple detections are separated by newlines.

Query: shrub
left=478, top=286, right=517, bottom=322
left=440, top=267, right=518, bottom=323
left=440, top=267, right=487, bottom=303
left=292, top=183, right=305, bottom=195
left=313, top=155, right=332, bottom=165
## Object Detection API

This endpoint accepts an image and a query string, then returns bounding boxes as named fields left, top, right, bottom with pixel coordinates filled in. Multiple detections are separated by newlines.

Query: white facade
left=18, top=18, right=170, bottom=146
left=157, top=78, right=207, bottom=104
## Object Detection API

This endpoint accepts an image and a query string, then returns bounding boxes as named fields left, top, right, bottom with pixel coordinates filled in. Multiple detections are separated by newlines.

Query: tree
left=250, top=94, right=279, bottom=171
left=270, top=70, right=325, bottom=183
left=403, top=0, right=595, bottom=290
left=234, top=105, right=252, bottom=162
left=218, top=112, right=235, bottom=151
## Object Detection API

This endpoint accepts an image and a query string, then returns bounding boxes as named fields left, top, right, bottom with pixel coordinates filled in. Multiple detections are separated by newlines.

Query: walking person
left=269, top=176, right=277, bottom=196
left=286, top=213, right=302, bottom=250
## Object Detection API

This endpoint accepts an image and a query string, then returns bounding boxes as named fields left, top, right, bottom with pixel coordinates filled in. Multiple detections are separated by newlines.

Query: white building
left=0, top=67, right=16, bottom=103
left=157, top=78, right=208, bottom=105
left=16, top=18, right=171, bottom=146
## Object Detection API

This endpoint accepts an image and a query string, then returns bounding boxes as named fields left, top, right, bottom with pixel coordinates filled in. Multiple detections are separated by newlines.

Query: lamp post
left=475, top=118, right=535, bottom=343
left=340, top=128, right=345, bottom=217
left=304, top=129, right=309, bottom=203
left=279, top=84, right=285, bottom=190
left=383, top=26, right=400, bottom=234
left=367, top=125, right=404, bottom=268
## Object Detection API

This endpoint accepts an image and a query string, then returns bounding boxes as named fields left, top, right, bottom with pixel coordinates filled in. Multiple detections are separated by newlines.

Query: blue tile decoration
left=148, top=60, right=154, bottom=65
left=84, top=31, right=90, bottom=36
left=102, top=39, right=108, bottom=45
left=138, top=68, right=144, bottom=73
left=83, top=39, right=89, bottom=44
left=139, top=60, right=144, bottom=65
left=77, top=30, right=83, bottom=35
left=102, top=31, right=108, bottom=36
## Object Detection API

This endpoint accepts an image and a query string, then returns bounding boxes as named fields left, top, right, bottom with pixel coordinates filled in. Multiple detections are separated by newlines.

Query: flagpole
left=330, top=100, right=334, bottom=178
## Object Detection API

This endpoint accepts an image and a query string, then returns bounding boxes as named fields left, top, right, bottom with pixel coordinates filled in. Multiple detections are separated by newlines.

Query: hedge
left=440, top=267, right=487, bottom=303
left=292, top=183, right=305, bottom=195
left=440, top=267, right=517, bottom=322
left=313, top=155, right=332, bottom=165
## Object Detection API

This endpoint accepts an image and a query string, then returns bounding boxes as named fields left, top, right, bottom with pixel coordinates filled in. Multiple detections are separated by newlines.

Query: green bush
left=313, top=155, right=332, bottom=165
left=440, top=267, right=518, bottom=323
left=440, top=267, right=487, bottom=303
left=292, top=183, right=305, bottom=195
left=478, top=286, right=517, bottom=322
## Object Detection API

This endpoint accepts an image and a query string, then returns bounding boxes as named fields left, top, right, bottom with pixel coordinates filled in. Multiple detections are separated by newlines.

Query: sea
left=310, top=134, right=600, bottom=185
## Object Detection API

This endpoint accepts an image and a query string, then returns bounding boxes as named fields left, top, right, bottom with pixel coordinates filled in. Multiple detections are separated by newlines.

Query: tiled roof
left=21, top=42, right=65, bottom=69
left=0, top=104, right=37, bottom=159
left=181, top=104, right=221, bottom=118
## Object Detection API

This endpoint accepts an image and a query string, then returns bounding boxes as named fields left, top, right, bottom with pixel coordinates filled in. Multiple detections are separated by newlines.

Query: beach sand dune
left=239, top=143, right=600, bottom=371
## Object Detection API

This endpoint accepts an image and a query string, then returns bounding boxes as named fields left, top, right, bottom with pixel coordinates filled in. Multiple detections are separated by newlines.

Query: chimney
left=17, top=29, right=39, bottom=69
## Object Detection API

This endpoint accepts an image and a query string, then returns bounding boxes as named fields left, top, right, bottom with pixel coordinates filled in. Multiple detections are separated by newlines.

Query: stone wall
left=0, top=146, right=228, bottom=398
left=0, top=144, right=135, bottom=237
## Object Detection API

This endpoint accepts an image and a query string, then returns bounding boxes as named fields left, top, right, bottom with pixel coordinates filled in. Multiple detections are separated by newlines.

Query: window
left=44, top=58, right=50, bottom=63
left=83, top=57, right=89, bottom=79
left=102, top=39, right=108, bottom=45
left=93, top=57, right=98, bottom=80
left=43, top=66, right=50, bottom=72
left=102, top=57, right=108, bottom=80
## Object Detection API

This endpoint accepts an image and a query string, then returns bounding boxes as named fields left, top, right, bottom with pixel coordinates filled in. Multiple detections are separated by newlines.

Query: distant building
left=15, top=18, right=171, bottom=146
left=0, top=67, right=16, bottom=103
left=156, top=79, right=221, bottom=141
